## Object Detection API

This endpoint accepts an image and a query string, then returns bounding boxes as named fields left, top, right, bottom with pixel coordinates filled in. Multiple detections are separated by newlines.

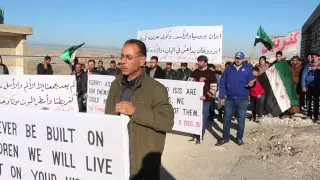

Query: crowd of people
left=1, top=39, right=320, bottom=179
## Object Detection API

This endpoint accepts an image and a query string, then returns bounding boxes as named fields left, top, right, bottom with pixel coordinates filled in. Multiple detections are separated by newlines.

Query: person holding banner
left=191, top=55, right=217, bottom=144
left=105, top=39, right=174, bottom=180
left=216, top=52, right=255, bottom=146
left=146, top=56, right=166, bottom=79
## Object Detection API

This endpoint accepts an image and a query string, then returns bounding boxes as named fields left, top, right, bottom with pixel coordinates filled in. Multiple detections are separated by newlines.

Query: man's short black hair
left=151, top=56, right=159, bottom=62
left=276, top=51, right=283, bottom=56
left=259, top=56, right=267, bottom=62
left=88, top=59, right=95, bottom=64
left=292, top=56, right=301, bottom=61
left=208, top=64, right=215, bottom=69
left=124, top=39, right=147, bottom=57
left=110, top=60, right=116, bottom=64
left=312, top=52, right=320, bottom=57
left=225, top=61, right=232, bottom=67
left=197, top=55, right=208, bottom=63
left=252, top=67, right=260, bottom=73
left=98, top=60, right=103, bottom=64
left=44, top=56, right=51, bottom=60
left=166, top=62, right=172, bottom=66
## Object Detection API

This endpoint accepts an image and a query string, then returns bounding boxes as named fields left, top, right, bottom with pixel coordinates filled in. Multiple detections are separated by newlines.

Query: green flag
left=254, top=26, right=273, bottom=51
left=60, top=43, right=85, bottom=64
left=0, top=7, right=4, bottom=24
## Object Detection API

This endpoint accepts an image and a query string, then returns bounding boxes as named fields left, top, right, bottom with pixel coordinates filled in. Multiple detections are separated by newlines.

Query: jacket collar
left=230, top=61, right=250, bottom=68
left=115, top=68, right=146, bottom=89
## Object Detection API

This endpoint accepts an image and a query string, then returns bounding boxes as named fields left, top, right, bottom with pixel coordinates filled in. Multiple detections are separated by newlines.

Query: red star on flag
left=275, top=82, right=279, bottom=87
left=270, top=68, right=275, bottom=73
left=280, top=94, right=285, bottom=99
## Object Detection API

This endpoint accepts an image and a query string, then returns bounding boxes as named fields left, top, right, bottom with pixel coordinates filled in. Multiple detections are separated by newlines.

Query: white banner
left=0, top=75, right=78, bottom=112
left=87, top=75, right=204, bottom=136
left=87, top=75, right=114, bottom=114
left=137, top=26, right=223, bottom=64
left=261, top=30, right=300, bottom=58
left=0, top=106, right=130, bottom=180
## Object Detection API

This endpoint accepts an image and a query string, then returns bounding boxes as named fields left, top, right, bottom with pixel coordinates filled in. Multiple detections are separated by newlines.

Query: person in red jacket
left=250, top=67, right=264, bottom=122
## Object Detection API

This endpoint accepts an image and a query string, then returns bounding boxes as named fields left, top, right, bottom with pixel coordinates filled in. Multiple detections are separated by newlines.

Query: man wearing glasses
left=105, top=39, right=174, bottom=180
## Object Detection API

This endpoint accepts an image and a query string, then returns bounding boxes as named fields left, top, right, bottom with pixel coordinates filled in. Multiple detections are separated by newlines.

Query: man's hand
left=247, top=79, right=256, bottom=87
left=44, top=61, right=48, bottom=69
left=115, top=101, right=136, bottom=115
left=200, top=96, right=206, bottom=101
left=257, top=94, right=261, bottom=98
left=220, top=99, right=225, bottom=106
left=199, top=77, right=206, bottom=82
left=302, top=87, right=307, bottom=92
left=84, top=93, right=88, bottom=98
left=206, top=92, right=212, bottom=98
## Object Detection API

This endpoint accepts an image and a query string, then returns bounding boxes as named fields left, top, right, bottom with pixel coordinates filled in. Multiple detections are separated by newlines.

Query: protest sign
left=137, top=26, right=223, bottom=64
left=87, top=75, right=204, bottom=136
left=87, top=75, right=114, bottom=114
left=261, top=30, right=300, bottom=58
left=0, top=75, right=78, bottom=112
left=0, top=106, right=130, bottom=180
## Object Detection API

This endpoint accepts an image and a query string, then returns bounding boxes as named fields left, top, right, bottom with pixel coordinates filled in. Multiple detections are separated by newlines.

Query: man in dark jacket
left=105, top=39, right=174, bottom=180
left=0, top=55, right=9, bottom=74
left=87, top=59, right=99, bottom=75
left=106, top=60, right=121, bottom=76
left=37, top=56, right=53, bottom=75
left=146, top=56, right=166, bottom=79
left=216, top=52, right=255, bottom=146
left=75, top=63, right=88, bottom=112
left=176, top=63, right=192, bottom=81
left=164, top=62, right=177, bottom=80
left=97, top=60, right=108, bottom=75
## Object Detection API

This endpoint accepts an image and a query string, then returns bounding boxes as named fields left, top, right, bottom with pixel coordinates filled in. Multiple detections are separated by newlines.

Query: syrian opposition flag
left=60, top=43, right=85, bottom=64
left=259, top=59, right=299, bottom=117
left=254, top=26, right=273, bottom=51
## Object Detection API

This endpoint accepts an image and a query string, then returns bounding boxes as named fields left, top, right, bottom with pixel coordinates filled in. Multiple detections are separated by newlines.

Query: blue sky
left=1, top=0, right=319, bottom=56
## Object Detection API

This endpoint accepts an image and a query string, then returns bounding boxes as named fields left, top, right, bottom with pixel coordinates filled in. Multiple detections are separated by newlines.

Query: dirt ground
left=161, top=117, right=320, bottom=180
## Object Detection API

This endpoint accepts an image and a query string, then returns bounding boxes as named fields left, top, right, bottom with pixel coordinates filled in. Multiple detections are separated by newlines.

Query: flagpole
left=247, top=46, right=256, bottom=66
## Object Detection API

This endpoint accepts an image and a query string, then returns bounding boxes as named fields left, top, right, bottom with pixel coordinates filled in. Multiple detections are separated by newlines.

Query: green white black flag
left=60, top=43, right=85, bottom=64
left=254, top=26, right=273, bottom=51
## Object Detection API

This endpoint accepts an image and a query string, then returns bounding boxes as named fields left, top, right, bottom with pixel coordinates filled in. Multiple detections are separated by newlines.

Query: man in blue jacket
left=216, top=52, right=255, bottom=146
left=301, top=52, right=320, bottom=123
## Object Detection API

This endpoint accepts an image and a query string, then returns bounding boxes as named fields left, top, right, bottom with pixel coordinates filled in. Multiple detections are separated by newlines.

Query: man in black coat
left=75, top=63, right=88, bottom=112
left=0, top=55, right=9, bottom=74
left=146, top=56, right=165, bottom=79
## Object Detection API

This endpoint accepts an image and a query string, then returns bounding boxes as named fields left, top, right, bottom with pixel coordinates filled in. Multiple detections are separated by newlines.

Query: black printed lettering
left=89, top=88, right=95, bottom=94
left=183, top=109, right=199, bottom=116
left=0, top=121, right=17, bottom=136
left=65, top=177, right=81, bottom=180
left=0, top=163, right=3, bottom=175
left=0, top=143, right=19, bottom=158
left=25, top=124, right=36, bottom=138
left=88, top=131, right=104, bottom=147
left=46, top=126, right=75, bottom=143
left=186, top=88, right=197, bottom=95
left=52, top=151, right=76, bottom=169
left=172, top=87, right=182, bottom=94
left=28, top=147, right=42, bottom=162
left=31, top=169, right=57, bottom=180
left=11, top=166, right=21, bottom=179
left=173, top=107, right=179, bottom=114
left=86, top=156, right=112, bottom=175
left=176, top=98, right=185, bottom=105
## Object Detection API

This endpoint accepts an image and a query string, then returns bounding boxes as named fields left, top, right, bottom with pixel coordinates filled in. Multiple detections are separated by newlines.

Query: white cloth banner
left=0, top=106, right=130, bottom=180
left=137, top=26, right=223, bottom=64
left=87, top=75, right=204, bottom=136
left=261, top=30, right=301, bottom=58
left=0, top=75, right=78, bottom=112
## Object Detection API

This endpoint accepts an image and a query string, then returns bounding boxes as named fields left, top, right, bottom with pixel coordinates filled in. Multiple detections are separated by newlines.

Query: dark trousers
left=307, top=88, right=319, bottom=118
left=130, top=153, right=161, bottom=180
left=300, top=91, right=306, bottom=110
left=223, top=98, right=249, bottom=140
left=77, top=95, right=86, bottom=112
left=250, top=96, right=263, bottom=119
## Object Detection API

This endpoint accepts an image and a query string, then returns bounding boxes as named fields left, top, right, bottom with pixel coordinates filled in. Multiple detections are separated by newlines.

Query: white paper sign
left=0, top=75, right=78, bottom=112
left=87, top=75, right=204, bottom=136
left=0, top=106, right=130, bottom=180
left=87, top=75, right=114, bottom=114
left=137, top=26, right=223, bottom=64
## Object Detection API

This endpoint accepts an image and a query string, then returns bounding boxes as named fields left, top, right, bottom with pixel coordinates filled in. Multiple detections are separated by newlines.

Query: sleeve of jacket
left=105, top=81, right=117, bottom=115
left=160, top=69, right=166, bottom=79
left=301, top=66, right=308, bottom=88
left=81, top=74, right=88, bottom=94
left=247, top=69, right=255, bottom=83
left=219, top=69, right=227, bottom=99
left=130, top=84, right=174, bottom=132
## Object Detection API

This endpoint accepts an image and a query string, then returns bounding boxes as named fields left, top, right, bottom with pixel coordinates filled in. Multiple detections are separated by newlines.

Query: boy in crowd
left=249, top=67, right=264, bottom=122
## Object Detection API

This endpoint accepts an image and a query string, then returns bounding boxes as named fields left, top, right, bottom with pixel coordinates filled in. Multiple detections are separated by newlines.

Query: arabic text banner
left=137, top=26, right=223, bottom=64
left=261, top=30, right=300, bottom=58
left=0, top=106, right=130, bottom=180
left=0, top=75, right=78, bottom=112
left=87, top=75, right=204, bottom=136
